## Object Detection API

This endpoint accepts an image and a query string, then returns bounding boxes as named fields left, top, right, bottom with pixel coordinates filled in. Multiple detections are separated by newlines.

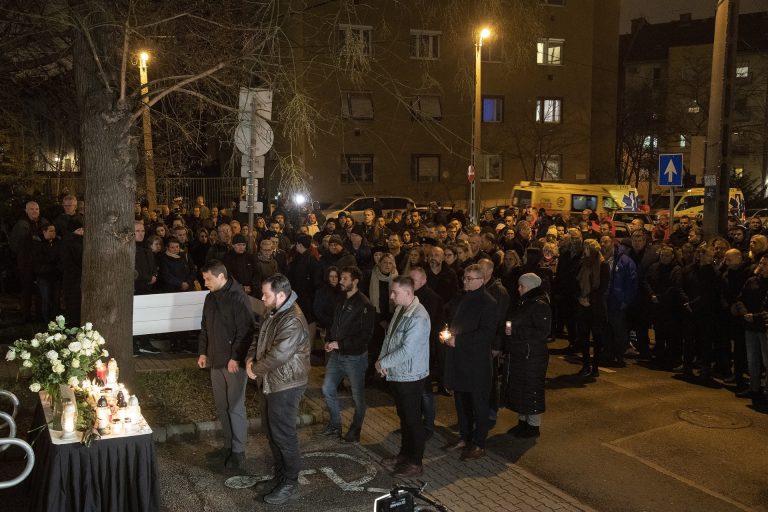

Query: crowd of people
left=9, top=191, right=768, bottom=489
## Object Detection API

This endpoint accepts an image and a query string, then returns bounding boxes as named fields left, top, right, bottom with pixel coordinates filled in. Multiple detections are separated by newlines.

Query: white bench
left=132, top=291, right=209, bottom=336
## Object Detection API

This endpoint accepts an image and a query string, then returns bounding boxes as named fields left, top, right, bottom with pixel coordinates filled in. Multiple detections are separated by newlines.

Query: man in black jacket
left=134, top=220, right=157, bottom=295
left=197, top=260, right=256, bottom=470
left=321, top=266, right=375, bottom=443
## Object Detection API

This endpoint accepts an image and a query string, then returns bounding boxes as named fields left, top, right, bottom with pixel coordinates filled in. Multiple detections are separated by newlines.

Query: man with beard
left=320, top=266, right=375, bottom=442
left=198, top=260, right=255, bottom=471
left=247, top=274, right=310, bottom=504
left=386, top=232, right=408, bottom=272
left=426, top=246, right=458, bottom=303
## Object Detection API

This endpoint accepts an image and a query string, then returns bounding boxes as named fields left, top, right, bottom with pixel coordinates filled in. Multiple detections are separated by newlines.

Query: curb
left=152, top=408, right=323, bottom=443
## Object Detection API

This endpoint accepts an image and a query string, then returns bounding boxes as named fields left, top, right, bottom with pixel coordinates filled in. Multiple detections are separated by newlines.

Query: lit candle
left=440, top=324, right=452, bottom=343
left=505, top=320, right=512, bottom=332
left=128, top=395, right=141, bottom=422
left=61, top=399, right=77, bottom=440
left=107, top=359, right=119, bottom=385
left=111, top=418, right=123, bottom=435
left=96, top=394, right=110, bottom=433
left=95, top=360, right=107, bottom=385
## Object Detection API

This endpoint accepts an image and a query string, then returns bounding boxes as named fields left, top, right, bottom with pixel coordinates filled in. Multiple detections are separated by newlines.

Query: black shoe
left=320, top=424, right=341, bottom=437
left=735, top=389, right=759, bottom=399
left=264, top=481, right=298, bottom=505
left=224, top=451, right=245, bottom=469
left=507, top=420, right=526, bottom=435
left=255, top=475, right=283, bottom=493
left=590, top=366, right=599, bottom=377
left=206, top=447, right=231, bottom=463
left=514, top=423, right=540, bottom=439
left=342, top=426, right=361, bottom=443
left=437, top=386, right=453, bottom=397
left=577, top=366, right=592, bottom=377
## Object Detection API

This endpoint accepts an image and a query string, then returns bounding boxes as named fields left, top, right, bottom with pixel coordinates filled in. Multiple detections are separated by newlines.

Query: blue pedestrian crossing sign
left=658, top=153, right=683, bottom=187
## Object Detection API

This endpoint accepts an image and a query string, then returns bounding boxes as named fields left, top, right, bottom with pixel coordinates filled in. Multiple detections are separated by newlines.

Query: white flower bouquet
left=4, top=315, right=109, bottom=402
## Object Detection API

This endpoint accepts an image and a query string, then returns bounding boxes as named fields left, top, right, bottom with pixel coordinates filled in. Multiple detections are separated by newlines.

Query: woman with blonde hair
left=576, top=238, right=609, bottom=377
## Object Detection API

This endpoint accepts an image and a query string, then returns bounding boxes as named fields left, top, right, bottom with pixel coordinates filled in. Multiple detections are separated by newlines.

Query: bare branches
left=173, top=88, right=239, bottom=113
left=72, top=12, right=112, bottom=92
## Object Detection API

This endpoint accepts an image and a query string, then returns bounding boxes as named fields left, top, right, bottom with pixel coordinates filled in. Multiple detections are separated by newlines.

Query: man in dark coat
left=503, top=273, right=551, bottom=438
left=441, top=264, right=498, bottom=460
left=10, top=200, right=47, bottom=322
left=59, top=220, right=83, bottom=326
left=222, top=234, right=259, bottom=295
left=198, top=260, right=256, bottom=470
left=477, top=258, right=509, bottom=427
left=426, top=246, right=459, bottom=304
left=287, top=234, right=322, bottom=338
left=134, top=220, right=157, bottom=295
left=53, top=194, right=84, bottom=239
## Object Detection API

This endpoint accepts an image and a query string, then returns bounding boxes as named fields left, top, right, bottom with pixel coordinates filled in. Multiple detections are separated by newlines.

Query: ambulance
left=666, top=187, right=745, bottom=219
left=510, top=181, right=641, bottom=216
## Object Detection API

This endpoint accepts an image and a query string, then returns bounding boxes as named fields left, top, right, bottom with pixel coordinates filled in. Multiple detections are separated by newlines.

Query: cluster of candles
left=60, top=358, right=145, bottom=439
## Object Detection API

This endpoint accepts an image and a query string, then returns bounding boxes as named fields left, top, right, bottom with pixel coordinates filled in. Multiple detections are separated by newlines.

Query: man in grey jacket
left=376, top=276, right=431, bottom=479
left=246, top=273, right=310, bottom=505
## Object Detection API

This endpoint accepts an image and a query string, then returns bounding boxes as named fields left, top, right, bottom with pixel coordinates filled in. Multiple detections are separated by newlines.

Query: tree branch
left=130, top=61, right=229, bottom=122
left=73, top=14, right=112, bottom=93
left=172, top=88, right=240, bottom=113
left=119, top=17, right=129, bottom=103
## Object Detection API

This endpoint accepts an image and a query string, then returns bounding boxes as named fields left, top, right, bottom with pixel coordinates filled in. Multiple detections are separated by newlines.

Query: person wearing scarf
left=367, top=253, right=398, bottom=383
left=576, top=239, right=609, bottom=377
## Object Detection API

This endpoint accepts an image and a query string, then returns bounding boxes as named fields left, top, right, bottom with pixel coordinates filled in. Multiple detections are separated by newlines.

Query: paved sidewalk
left=304, top=370, right=595, bottom=512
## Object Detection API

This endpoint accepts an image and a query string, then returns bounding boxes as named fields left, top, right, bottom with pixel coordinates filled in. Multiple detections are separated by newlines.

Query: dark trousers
left=36, top=276, right=59, bottom=323
left=604, top=308, right=628, bottom=362
left=454, top=389, right=490, bottom=449
left=19, top=267, right=35, bottom=321
left=652, top=311, right=682, bottom=366
left=390, top=379, right=426, bottom=465
left=421, top=379, right=435, bottom=434
left=260, top=386, right=306, bottom=483
left=683, top=312, right=714, bottom=371
left=627, top=302, right=651, bottom=357
left=210, top=368, right=248, bottom=454
left=717, top=315, right=747, bottom=380
left=577, top=303, right=605, bottom=367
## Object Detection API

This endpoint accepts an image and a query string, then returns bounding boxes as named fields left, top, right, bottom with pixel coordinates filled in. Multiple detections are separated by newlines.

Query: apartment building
left=284, top=0, right=620, bottom=208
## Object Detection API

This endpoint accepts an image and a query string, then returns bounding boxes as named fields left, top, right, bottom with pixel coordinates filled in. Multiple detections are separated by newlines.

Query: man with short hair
left=377, top=276, right=431, bottom=479
left=246, top=274, right=310, bottom=504
left=321, top=266, right=375, bottom=442
left=223, top=234, right=258, bottom=295
left=10, top=201, right=47, bottom=322
left=441, top=264, right=498, bottom=460
left=427, top=246, right=459, bottom=303
left=477, top=258, right=509, bottom=427
left=206, top=223, right=233, bottom=262
left=54, top=194, right=83, bottom=239
left=386, top=232, right=408, bottom=271
left=197, top=260, right=255, bottom=470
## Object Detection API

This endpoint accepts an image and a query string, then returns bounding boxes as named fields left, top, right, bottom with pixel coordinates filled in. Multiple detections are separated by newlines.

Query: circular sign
left=234, top=119, right=274, bottom=156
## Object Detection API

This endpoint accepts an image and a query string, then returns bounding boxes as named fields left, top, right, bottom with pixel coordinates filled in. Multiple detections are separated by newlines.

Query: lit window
left=536, top=98, right=562, bottom=123
left=411, top=96, right=442, bottom=120
left=734, top=167, right=744, bottom=179
left=537, top=38, right=564, bottom=65
left=341, top=154, right=374, bottom=183
left=341, top=92, right=374, bottom=120
left=642, top=135, right=658, bottom=149
left=482, top=96, right=503, bottom=123
left=411, top=154, right=441, bottom=182
left=536, top=155, right=562, bottom=181
left=338, top=24, right=373, bottom=56
left=687, top=101, right=701, bottom=114
left=483, top=154, right=503, bottom=181
left=410, top=30, right=441, bottom=60
left=736, top=63, right=749, bottom=79
left=680, top=134, right=687, bottom=148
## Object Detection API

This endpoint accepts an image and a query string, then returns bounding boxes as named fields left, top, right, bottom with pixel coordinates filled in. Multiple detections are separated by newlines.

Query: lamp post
left=470, top=28, right=490, bottom=226
left=138, top=51, right=157, bottom=211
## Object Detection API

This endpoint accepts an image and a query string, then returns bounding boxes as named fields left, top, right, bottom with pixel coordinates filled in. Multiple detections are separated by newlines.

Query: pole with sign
left=659, top=153, right=683, bottom=229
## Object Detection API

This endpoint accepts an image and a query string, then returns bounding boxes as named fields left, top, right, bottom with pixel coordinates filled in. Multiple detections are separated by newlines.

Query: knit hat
left=232, top=234, right=247, bottom=245
left=295, top=233, right=312, bottom=249
left=328, top=235, right=343, bottom=246
left=518, top=273, right=542, bottom=290
left=350, top=225, right=366, bottom=238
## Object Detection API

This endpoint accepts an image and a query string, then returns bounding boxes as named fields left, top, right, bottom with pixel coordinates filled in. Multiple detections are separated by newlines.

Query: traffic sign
left=659, top=153, right=683, bottom=187
left=467, top=165, right=475, bottom=183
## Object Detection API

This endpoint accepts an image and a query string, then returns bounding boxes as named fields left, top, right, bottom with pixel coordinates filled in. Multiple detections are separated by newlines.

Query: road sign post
left=659, top=154, right=683, bottom=225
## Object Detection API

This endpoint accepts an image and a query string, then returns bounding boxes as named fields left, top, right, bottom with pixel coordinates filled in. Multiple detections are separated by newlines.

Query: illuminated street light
left=470, top=27, right=491, bottom=225
left=138, top=50, right=157, bottom=210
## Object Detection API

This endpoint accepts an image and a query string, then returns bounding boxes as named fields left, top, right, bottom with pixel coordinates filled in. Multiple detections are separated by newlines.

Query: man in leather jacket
left=246, top=273, right=310, bottom=505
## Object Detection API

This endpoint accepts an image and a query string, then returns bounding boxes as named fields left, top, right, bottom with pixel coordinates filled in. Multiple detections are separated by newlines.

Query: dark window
left=341, top=154, right=374, bottom=184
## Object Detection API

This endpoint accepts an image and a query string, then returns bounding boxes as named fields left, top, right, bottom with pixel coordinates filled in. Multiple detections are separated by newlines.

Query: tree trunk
left=72, top=22, right=139, bottom=386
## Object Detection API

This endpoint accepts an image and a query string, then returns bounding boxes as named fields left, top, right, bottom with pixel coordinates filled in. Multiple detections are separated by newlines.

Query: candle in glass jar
left=61, top=399, right=77, bottom=439
left=107, top=359, right=118, bottom=385
left=95, top=361, right=107, bottom=385
left=111, top=419, right=123, bottom=435
left=440, top=324, right=451, bottom=342
left=505, top=320, right=512, bottom=331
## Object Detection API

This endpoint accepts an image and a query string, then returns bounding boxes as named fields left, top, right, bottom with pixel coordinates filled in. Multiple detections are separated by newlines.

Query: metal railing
left=6, top=175, right=244, bottom=210
left=0, top=391, right=35, bottom=490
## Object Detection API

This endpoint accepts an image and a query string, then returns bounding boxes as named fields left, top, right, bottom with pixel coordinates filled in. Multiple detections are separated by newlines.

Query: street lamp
left=138, top=51, right=157, bottom=210
left=470, top=27, right=490, bottom=226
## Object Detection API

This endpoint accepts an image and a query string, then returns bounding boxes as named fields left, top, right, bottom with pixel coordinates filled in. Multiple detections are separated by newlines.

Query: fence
left=6, top=175, right=245, bottom=210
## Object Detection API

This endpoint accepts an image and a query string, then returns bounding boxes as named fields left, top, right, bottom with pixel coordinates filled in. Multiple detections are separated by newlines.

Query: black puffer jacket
left=503, top=286, right=551, bottom=415
left=247, top=291, right=310, bottom=394
left=197, top=278, right=256, bottom=369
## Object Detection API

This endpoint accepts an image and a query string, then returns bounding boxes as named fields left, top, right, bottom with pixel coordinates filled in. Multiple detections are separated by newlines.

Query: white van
left=322, top=196, right=415, bottom=222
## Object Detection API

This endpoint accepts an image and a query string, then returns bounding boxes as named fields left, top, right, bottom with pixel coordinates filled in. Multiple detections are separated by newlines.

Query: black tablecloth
left=26, top=402, right=160, bottom=512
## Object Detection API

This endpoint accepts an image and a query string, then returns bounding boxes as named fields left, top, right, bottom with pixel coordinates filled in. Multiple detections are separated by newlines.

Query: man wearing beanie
left=222, top=233, right=259, bottom=296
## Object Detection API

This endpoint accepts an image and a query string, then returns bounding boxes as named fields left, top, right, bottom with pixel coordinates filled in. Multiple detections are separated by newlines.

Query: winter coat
left=32, top=238, right=61, bottom=280
left=378, top=296, right=431, bottom=382
left=222, top=250, right=259, bottom=294
left=10, top=215, right=47, bottom=270
left=59, top=232, right=83, bottom=324
left=329, top=290, right=376, bottom=355
left=287, top=250, right=322, bottom=323
left=443, top=287, right=498, bottom=393
left=503, top=286, right=551, bottom=415
left=737, top=274, right=768, bottom=331
left=680, top=263, right=720, bottom=316
left=247, top=291, right=310, bottom=394
left=134, top=241, right=157, bottom=295
left=314, top=283, right=343, bottom=330
left=644, top=261, right=684, bottom=314
left=158, top=253, right=195, bottom=293
left=198, top=278, right=256, bottom=369
left=605, top=246, right=638, bottom=312
left=426, top=265, right=459, bottom=305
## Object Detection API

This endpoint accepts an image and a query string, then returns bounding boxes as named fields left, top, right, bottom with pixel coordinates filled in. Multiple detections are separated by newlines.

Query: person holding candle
left=503, top=273, right=552, bottom=439
left=198, top=260, right=256, bottom=470
left=246, top=273, right=310, bottom=505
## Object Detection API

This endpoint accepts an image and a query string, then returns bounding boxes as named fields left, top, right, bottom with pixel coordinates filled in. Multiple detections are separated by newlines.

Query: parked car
left=610, top=211, right=654, bottom=232
left=321, top=196, right=415, bottom=223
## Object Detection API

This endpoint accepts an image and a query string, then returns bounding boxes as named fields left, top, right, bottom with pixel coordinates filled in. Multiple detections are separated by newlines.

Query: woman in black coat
left=503, top=272, right=551, bottom=439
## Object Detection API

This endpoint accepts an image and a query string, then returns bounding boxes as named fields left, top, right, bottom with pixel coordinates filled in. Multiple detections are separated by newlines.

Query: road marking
left=602, top=441, right=759, bottom=512
left=224, top=451, right=389, bottom=494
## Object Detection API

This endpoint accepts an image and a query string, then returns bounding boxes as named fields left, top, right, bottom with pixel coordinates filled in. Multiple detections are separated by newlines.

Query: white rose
left=92, top=330, right=100, bottom=339
left=22, top=360, right=32, bottom=368
left=98, top=336, right=106, bottom=345
left=102, top=350, right=109, bottom=357
left=81, top=339, right=93, bottom=350
left=54, top=333, right=64, bottom=342
left=30, top=339, right=39, bottom=348
left=46, top=336, right=54, bottom=343
left=53, top=364, right=65, bottom=374
left=5, top=349, right=16, bottom=361
left=84, top=349, right=93, bottom=357
left=68, top=376, right=79, bottom=386
left=29, top=382, right=41, bottom=392
left=46, top=350, right=59, bottom=360
left=56, top=315, right=65, bottom=324
left=68, top=341, right=82, bottom=353
left=20, top=351, right=31, bottom=360
left=85, top=322, right=93, bottom=331
left=71, top=359, right=80, bottom=368
left=76, top=332, right=85, bottom=341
